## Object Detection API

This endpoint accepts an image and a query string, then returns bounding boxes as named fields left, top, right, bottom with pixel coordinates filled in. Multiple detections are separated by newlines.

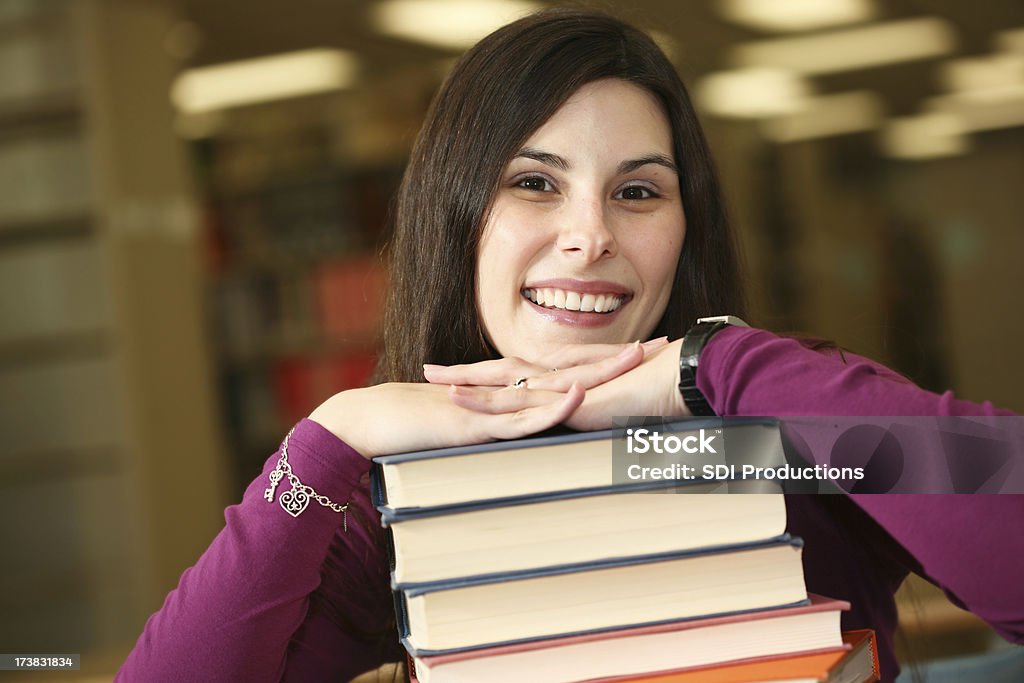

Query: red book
left=314, top=256, right=385, bottom=339
left=273, top=352, right=376, bottom=423
left=409, top=595, right=850, bottom=683
left=408, top=629, right=877, bottom=683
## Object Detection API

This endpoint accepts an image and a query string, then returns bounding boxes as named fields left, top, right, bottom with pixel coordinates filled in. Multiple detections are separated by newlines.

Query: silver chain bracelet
left=264, top=427, right=349, bottom=532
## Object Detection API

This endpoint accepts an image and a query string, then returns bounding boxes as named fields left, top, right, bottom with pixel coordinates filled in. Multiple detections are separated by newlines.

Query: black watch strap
left=678, top=316, right=748, bottom=417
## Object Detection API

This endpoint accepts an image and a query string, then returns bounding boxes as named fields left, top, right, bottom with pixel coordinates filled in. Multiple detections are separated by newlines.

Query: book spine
left=385, top=524, right=397, bottom=573
left=370, top=460, right=387, bottom=508
left=393, top=589, right=412, bottom=643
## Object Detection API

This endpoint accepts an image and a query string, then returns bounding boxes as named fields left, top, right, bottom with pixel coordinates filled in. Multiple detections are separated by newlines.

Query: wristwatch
left=678, top=315, right=749, bottom=416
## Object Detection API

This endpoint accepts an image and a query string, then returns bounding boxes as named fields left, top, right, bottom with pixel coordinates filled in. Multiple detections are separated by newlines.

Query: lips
left=519, top=279, right=633, bottom=329
left=522, top=287, right=625, bottom=313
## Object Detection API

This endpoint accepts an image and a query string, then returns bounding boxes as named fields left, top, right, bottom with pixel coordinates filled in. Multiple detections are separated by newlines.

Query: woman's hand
left=566, top=339, right=689, bottom=431
left=425, top=338, right=688, bottom=433
left=419, top=337, right=667, bottom=393
left=309, top=381, right=585, bottom=459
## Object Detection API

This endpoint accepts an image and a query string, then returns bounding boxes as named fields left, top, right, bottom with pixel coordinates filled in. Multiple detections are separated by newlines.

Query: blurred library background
left=0, top=0, right=1021, bottom=680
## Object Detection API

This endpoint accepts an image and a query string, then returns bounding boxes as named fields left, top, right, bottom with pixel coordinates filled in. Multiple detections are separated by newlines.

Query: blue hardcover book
left=394, top=534, right=807, bottom=656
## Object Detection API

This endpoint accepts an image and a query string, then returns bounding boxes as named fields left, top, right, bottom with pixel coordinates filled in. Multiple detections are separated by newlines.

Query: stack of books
left=371, top=420, right=879, bottom=683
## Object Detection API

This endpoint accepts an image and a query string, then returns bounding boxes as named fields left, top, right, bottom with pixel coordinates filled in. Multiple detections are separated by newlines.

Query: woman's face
left=476, top=78, right=685, bottom=363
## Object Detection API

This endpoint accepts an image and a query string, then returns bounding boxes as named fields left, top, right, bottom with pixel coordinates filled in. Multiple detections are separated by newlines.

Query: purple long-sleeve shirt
left=117, top=327, right=1023, bottom=682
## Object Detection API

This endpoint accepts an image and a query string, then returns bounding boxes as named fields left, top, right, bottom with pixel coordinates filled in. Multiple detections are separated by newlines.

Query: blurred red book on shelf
left=274, top=352, right=377, bottom=424
left=314, top=256, right=385, bottom=339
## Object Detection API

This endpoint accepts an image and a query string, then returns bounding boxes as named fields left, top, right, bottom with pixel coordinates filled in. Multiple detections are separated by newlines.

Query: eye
left=616, top=185, right=657, bottom=201
left=516, top=175, right=555, bottom=192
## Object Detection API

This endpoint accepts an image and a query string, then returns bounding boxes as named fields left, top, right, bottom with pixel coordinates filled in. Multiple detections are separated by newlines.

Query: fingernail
left=642, top=336, right=669, bottom=347
left=423, top=364, right=443, bottom=372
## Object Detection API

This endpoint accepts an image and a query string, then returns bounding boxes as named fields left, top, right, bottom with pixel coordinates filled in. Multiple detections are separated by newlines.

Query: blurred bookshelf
left=0, top=0, right=228, bottom=676
left=189, top=104, right=403, bottom=493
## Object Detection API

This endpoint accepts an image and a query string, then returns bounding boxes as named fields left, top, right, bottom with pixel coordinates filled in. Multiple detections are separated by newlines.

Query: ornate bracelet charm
left=263, top=469, right=283, bottom=502
left=266, top=428, right=349, bottom=532
left=279, top=484, right=310, bottom=517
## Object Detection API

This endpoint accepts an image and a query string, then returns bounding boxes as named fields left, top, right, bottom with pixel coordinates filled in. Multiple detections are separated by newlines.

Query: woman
left=118, top=9, right=1022, bottom=682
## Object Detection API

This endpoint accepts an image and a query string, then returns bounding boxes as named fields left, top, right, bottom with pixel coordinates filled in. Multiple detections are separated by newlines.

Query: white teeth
left=522, top=287, right=625, bottom=314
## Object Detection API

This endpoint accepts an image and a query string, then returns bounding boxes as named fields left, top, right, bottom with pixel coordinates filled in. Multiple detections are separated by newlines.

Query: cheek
left=658, top=217, right=686, bottom=286
left=479, top=204, right=550, bottom=279
left=475, top=218, right=521, bottom=349
left=634, top=227, right=684, bottom=289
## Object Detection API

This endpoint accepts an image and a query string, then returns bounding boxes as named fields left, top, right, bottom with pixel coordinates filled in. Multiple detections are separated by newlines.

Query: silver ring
left=511, top=376, right=528, bottom=389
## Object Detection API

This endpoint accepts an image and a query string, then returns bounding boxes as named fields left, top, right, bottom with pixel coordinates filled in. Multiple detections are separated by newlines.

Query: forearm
left=699, top=327, right=1024, bottom=642
left=699, top=326, right=1015, bottom=419
left=116, top=419, right=386, bottom=682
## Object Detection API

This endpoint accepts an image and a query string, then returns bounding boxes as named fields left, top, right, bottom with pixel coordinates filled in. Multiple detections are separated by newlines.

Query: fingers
left=424, top=357, right=543, bottom=387
left=449, top=384, right=565, bottom=414
left=542, top=337, right=669, bottom=368
left=422, top=337, right=670, bottom=386
left=449, top=380, right=586, bottom=440
left=484, top=383, right=586, bottom=441
left=423, top=336, right=670, bottom=390
left=527, top=341, right=643, bottom=392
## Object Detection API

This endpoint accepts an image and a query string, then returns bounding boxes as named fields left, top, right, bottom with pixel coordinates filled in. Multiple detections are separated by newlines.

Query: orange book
left=598, top=630, right=879, bottom=683
left=409, top=630, right=878, bottom=683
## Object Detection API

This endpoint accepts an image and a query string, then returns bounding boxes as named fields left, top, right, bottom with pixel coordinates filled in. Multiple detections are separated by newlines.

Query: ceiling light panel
left=373, top=0, right=541, bottom=50
left=731, top=18, right=956, bottom=75
left=761, top=91, right=883, bottom=142
left=696, top=67, right=812, bottom=119
left=881, top=112, right=968, bottom=159
left=719, top=0, right=876, bottom=33
left=171, top=49, right=357, bottom=114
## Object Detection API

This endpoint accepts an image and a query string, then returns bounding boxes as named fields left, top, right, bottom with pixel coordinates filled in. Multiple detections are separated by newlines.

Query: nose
left=555, top=194, right=617, bottom=262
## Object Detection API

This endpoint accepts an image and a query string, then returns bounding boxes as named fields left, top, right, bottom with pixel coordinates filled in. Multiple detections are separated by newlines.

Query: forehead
left=521, top=79, right=674, bottom=156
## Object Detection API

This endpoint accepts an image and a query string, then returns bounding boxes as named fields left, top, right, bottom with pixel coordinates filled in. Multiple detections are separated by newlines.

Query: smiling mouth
left=522, top=287, right=626, bottom=313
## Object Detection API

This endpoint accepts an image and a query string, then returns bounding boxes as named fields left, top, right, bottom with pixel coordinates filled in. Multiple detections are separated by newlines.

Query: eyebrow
left=515, top=147, right=570, bottom=171
left=514, top=147, right=678, bottom=175
left=617, top=153, right=678, bottom=176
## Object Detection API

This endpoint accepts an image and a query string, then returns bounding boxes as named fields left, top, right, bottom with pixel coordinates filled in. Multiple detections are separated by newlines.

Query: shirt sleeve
left=116, top=418, right=400, bottom=683
left=697, top=326, right=1024, bottom=644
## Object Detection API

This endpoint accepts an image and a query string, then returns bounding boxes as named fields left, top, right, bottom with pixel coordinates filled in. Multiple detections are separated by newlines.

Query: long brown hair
left=374, top=8, right=745, bottom=383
